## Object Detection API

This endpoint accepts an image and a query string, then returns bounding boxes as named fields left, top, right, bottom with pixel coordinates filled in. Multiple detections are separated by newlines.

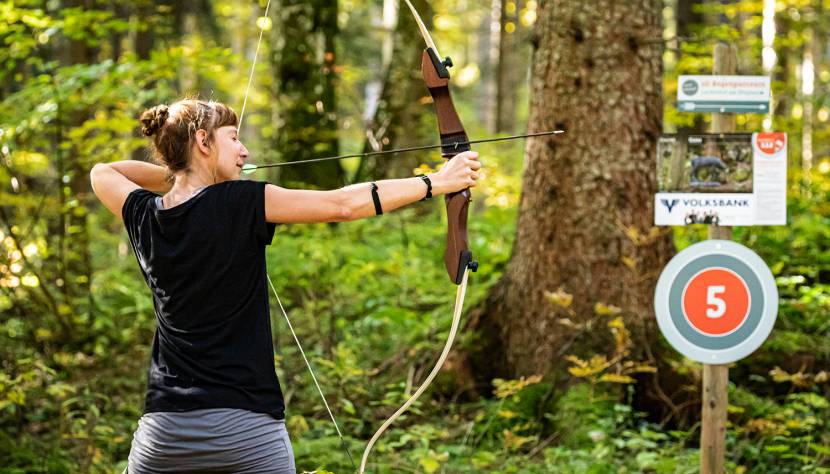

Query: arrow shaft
left=247, top=130, right=563, bottom=170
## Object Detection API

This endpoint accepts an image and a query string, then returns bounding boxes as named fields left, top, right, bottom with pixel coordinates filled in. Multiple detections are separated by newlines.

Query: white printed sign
left=655, top=133, right=787, bottom=226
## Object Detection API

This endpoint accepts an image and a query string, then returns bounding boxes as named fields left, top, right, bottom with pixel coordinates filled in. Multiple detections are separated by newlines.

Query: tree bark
left=465, top=0, right=673, bottom=393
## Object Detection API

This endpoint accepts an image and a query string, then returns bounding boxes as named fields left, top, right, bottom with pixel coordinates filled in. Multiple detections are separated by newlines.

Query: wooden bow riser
left=444, top=191, right=472, bottom=284
left=420, top=49, right=474, bottom=285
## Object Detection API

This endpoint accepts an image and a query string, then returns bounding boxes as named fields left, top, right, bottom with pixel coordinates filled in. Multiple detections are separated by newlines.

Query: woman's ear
left=195, top=129, right=211, bottom=156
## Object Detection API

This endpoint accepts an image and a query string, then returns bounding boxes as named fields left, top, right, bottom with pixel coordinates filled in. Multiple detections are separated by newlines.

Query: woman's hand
left=430, top=151, right=482, bottom=195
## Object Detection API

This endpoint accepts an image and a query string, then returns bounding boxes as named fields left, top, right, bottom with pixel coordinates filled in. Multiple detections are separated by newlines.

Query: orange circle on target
left=682, top=268, right=750, bottom=336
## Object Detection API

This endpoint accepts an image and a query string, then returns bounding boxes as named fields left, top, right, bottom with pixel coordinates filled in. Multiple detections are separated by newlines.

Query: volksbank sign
left=659, top=198, right=750, bottom=214
left=677, top=75, right=770, bottom=113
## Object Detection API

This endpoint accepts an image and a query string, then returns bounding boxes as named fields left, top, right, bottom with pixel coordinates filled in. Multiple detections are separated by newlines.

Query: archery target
left=654, top=240, right=778, bottom=364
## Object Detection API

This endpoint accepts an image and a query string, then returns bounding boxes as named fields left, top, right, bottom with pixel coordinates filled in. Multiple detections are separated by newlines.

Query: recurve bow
left=358, top=1, right=478, bottom=471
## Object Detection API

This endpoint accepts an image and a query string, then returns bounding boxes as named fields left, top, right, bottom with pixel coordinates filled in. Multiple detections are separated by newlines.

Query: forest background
left=0, top=0, right=828, bottom=473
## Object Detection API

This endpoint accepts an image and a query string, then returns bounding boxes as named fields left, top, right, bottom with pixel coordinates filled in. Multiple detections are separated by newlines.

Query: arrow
left=241, top=130, right=564, bottom=173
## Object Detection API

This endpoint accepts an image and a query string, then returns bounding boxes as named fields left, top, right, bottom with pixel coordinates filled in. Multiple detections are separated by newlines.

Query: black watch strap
left=419, top=175, right=432, bottom=201
left=370, top=182, right=383, bottom=215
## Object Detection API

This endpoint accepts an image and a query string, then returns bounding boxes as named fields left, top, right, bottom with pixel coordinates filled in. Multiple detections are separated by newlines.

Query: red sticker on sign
left=755, top=132, right=786, bottom=155
left=682, top=268, right=750, bottom=336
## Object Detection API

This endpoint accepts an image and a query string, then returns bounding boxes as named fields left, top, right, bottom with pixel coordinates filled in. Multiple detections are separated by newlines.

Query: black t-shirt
left=122, top=180, right=284, bottom=419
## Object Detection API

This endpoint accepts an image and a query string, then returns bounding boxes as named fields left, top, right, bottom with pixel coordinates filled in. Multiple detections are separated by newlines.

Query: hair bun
left=140, top=105, right=170, bottom=137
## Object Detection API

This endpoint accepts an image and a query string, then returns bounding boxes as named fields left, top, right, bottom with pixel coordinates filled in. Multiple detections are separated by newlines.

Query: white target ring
left=654, top=240, right=778, bottom=364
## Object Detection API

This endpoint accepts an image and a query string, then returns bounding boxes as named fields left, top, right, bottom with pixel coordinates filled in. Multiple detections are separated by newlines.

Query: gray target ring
left=654, top=240, right=778, bottom=364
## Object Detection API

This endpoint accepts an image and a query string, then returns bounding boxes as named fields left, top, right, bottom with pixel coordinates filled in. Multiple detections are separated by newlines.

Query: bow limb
left=359, top=268, right=470, bottom=473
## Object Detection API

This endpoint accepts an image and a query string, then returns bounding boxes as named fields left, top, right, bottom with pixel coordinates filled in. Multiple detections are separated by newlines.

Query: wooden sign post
left=700, top=41, right=737, bottom=474
left=656, top=40, right=782, bottom=474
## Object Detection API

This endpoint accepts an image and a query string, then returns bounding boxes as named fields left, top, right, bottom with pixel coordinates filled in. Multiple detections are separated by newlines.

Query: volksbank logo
left=660, top=197, right=750, bottom=214
left=661, top=199, right=679, bottom=213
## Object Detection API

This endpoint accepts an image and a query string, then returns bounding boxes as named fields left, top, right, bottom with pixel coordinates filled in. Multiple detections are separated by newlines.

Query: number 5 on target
left=707, top=286, right=726, bottom=318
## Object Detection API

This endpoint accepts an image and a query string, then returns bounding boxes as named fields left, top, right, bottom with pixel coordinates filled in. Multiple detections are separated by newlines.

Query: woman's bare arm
left=90, top=161, right=172, bottom=218
left=265, top=151, right=481, bottom=224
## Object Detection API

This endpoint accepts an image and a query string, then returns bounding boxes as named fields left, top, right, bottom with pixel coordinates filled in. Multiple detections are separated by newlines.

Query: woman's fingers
left=463, top=152, right=481, bottom=187
left=438, top=151, right=482, bottom=191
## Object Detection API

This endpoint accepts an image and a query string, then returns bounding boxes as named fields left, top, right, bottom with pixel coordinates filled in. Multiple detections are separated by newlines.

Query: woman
left=90, top=98, right=481, bottom=473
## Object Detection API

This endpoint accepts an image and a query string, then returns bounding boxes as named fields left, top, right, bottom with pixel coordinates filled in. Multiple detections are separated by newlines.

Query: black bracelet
left=419, top=175, right=432, bottom=201
left=370, top=182, right=383, bottom=215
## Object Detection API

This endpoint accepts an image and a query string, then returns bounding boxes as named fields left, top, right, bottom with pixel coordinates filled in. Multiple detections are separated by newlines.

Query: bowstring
left=237, top=0, right=271, bottom=131
left=239, top=0, right=356, bottom=469
left=267, top=278, right=357, bottom=469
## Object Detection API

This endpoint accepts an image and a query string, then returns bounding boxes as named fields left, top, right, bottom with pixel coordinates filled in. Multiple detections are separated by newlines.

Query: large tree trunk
left=466, top=0, right=673, bottom=396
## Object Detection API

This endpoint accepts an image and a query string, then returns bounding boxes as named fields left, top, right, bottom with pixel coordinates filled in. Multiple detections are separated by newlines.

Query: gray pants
left=127, top=408, right=295, bottom=473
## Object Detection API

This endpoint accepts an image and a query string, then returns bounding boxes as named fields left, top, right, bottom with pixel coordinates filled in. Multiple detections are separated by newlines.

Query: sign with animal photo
left=654, top=133, right=787, bottom=226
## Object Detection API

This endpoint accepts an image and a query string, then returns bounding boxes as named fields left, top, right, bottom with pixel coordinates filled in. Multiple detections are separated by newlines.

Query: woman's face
left=211, top=125, right=250, bottom=181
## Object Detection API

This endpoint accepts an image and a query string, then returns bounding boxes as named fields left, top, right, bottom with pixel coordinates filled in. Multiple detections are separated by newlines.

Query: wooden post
left=711, top=42, right=738, bottom=134
left=700, top=41, right=737, bottom=474
left=700, top=361, right=729, bottom=473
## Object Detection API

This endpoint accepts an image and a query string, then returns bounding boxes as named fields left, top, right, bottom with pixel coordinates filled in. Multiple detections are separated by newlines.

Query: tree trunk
left=130, top=0, right=158, bottom=162
left=355, top=0, right=432, bottom=181
left=493, top=0, right=520, bottom=133
left=465, top=0, right=673, bottom=394
left=676, top=0, right=706, bottom=134
left=269, top=0, right=344, bottom=189
left=62, top=0, right=98, bottom=340
left=677, top=0, right=703, bottom=40
left=483, top=0, right=522, bottom=134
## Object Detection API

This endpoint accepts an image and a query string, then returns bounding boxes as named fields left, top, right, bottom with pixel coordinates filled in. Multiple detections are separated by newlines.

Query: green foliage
left=729, top=387, right=830, bottom=472
left=542, top=385, right=699, bottom=474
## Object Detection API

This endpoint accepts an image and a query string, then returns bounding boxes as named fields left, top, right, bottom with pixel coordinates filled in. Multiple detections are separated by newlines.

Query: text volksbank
left=662, top=197, right=751, bottom=212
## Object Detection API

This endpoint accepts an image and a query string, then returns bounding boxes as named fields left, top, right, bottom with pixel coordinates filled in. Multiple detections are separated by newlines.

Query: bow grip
left=444, top=189, right=476, bottom=284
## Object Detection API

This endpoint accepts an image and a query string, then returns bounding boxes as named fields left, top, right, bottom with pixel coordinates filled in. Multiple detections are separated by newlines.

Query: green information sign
left=677, top=75, right=770, bottom=114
